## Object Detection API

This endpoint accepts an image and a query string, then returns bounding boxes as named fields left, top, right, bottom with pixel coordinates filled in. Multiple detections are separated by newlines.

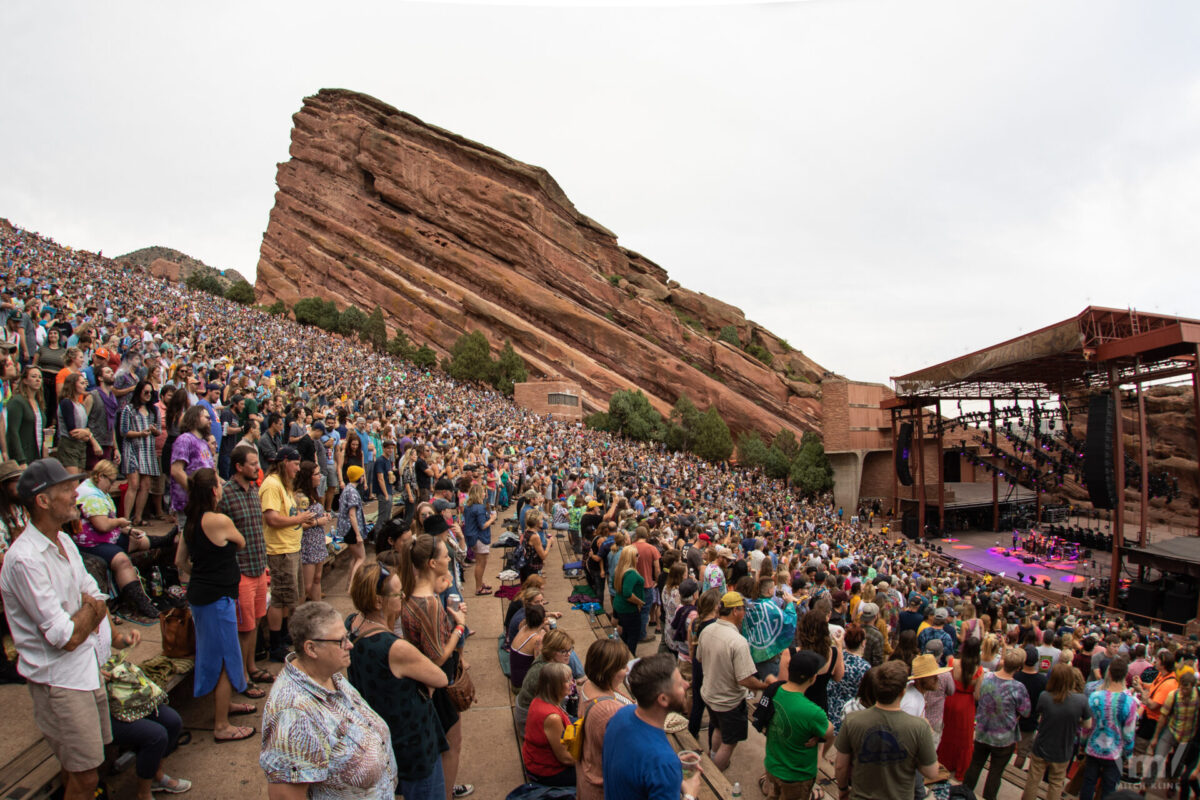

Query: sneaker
left=453, top=785, right=475, bottom=798
left=151, top=774, right=192, bottom=794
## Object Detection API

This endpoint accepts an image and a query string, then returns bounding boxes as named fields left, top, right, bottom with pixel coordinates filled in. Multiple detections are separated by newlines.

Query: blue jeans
left=1078, top=755, right=1121, bottom=800
left=399, top=763, right=445, bottom=800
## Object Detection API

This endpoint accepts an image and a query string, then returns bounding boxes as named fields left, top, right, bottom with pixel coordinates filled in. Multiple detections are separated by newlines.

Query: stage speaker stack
left=1164, top=585, right=1199, bottom=625
left=1125, top=581, right=1162, bottom=622
left=1084, top=394, right=1117, bottom=509
left=902, top=516, right=919, bottom=540
left=896, top=422, right=914, bottom=486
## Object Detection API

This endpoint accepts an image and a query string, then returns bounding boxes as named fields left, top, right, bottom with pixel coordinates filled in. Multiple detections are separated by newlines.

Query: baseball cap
left=275, top=445, right=300, bottom=462
left=587, top=500, right=602, bottom=509
left=788, top=650, right=826, bottom=682
left=721, top=591, right=744, bottom=609
left=697, top=533, right=711, bottom=543
left=858, top=602, right=880, bottom=620
left=679, top=579, right=699, bottom=599
left=934, top=607, right=949, bottom=621
left=17, top=458, right=84, bottom=502
left=423, top=514, right=450, bottom=536
left=312, top=421, right=326, bottom=433
left=432, top=498, right=456, bottom=512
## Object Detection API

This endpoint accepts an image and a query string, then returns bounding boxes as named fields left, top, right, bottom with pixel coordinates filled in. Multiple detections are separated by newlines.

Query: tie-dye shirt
left=974, top=673, right=1031, bottom=747
left=1085, top=689, right=1138, bottom=760
left=260, top=654, right=397, bottom=799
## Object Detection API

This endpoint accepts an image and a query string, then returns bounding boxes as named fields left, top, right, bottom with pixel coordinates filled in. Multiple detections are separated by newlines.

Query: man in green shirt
left=764, top=650, right=834, bottom=799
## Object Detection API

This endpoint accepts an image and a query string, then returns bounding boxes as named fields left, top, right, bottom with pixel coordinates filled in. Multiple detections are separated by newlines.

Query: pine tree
left=360, top=306, right=388, bottom=350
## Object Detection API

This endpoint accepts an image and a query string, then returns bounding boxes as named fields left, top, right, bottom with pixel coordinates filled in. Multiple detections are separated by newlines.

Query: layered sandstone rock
left=255, top=89, right=831, bottom=437
left=1060, top=385, right=1199, bottom=527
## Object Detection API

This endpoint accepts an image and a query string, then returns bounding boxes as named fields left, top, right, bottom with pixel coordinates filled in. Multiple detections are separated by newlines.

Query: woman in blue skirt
left=183, top=468, right=256, bottom=742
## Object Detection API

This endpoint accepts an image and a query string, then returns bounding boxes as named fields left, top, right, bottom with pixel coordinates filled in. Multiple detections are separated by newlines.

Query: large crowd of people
left=0, top=217, right=1197, bottom=800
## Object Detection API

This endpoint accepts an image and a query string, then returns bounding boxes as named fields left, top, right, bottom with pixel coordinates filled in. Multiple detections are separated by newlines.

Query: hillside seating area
left=0, top=498, right=372, bottom=800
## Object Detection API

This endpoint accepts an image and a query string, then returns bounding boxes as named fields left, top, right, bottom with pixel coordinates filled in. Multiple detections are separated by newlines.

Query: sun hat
left=909, top=654, right=952, bottom=680
left=0, top=460, right=24, bottom=484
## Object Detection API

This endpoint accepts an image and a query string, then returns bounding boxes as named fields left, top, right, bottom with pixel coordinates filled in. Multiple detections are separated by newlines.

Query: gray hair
left=289, top=601, right=342, bottom=656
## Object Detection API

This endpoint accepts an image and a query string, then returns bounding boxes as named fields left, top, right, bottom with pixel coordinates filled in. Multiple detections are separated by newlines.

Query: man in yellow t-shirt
left=259, top=446, right=316, bottom=661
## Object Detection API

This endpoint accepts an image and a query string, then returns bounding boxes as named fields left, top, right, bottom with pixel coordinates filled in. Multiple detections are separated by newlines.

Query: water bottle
left=732, top=781, right=741, bottom=798
left=608, top=629, right=618, bottom=640
left=150, top=567, right=163, bottom=598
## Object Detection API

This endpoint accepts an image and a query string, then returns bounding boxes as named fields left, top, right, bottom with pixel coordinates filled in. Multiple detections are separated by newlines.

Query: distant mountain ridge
left=116, top=246, right=249, bottom=287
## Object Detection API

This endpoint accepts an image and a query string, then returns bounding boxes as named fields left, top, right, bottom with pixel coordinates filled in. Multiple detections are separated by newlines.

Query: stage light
left=1017, top=572, right=1024, bottom=581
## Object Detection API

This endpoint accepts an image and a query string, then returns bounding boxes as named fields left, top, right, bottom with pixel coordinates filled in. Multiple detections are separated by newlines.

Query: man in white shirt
left=0, top=459, right=112, bottom=800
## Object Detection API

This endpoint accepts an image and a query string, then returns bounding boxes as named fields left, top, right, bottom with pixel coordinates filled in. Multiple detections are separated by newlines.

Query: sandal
left=228, top=702, right=257, bottom=717
left=249, top=668, right=275, bottom=684
left=241, top=684, right=267, bottom=699
left=214, top=725, right=255, bottom=743
left=475, top=587, right=493, bottom=596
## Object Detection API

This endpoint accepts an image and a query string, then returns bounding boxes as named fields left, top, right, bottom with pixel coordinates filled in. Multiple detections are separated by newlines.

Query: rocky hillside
left=1063, top=385, right=1200, bottom=527
left=255, top=88, right=831, bottom=437
left=116, top=246, right=249, bottom=289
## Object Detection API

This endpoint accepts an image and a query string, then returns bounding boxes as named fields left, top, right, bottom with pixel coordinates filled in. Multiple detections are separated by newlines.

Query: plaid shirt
left=219, top=478, right=267, bottom=577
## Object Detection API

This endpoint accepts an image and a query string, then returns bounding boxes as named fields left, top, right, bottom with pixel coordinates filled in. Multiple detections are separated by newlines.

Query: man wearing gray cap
left=858, top=603, right=886, bottom=667
left=918, top=607, right=958, bottom=661
left=0, top=459, right=125, bottom=800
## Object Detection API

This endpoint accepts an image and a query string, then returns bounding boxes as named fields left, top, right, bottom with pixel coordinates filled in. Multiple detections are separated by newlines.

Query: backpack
left=561, top=695, right=612, bottom=760
left=670, top=603, right=696, bottom=648
left=751, top=676, right=787, bottom=734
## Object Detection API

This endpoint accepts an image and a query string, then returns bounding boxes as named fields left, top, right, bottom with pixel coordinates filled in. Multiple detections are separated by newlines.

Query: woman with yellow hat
left=337, top=464, right=367, bottom=591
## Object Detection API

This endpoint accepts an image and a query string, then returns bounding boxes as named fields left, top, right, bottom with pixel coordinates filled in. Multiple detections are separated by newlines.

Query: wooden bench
left=0, top=668, right=192, bottom=800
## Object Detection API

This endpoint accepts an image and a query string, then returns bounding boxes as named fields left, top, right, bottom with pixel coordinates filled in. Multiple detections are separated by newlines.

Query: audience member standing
left=963, top=648, right=1031, bottom=800
left=834, top=660, right=940, bottom=800
left=697, top=591, right=777, bottom=770
left=0, top=459, right=109, bottom=800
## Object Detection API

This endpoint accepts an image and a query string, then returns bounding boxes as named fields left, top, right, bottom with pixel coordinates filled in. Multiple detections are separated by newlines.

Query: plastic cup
left=678, top=750, right=701, bottom=779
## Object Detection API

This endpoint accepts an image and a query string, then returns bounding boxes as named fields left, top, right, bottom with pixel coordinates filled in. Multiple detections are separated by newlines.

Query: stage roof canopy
left=888, top=307, right=1200, bottom=402
left=1123, top=538, right=1200, bottom=581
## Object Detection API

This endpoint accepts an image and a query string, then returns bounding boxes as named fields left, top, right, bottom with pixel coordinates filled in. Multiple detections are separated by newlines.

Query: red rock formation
left=1059, top=385, right=1199, bottom=528
left=148, top=258, right=181, bottom=282
left=255, top=89, right=830, bottom=438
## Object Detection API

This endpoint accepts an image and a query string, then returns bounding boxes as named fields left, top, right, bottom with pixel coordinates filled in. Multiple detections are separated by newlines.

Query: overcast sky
left=3, top=0, right=1199, bottom=386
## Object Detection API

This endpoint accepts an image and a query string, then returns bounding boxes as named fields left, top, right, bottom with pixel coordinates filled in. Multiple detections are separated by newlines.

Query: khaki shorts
left=237, top=571, right=270, bottom=632
left=28, top=682, right=112, bottom=773
left=762, top=772, right=815, bottom=800
left=268, top=551, right=302, bottom=608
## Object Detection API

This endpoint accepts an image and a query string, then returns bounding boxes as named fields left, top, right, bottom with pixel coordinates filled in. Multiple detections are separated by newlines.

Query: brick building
left=513, top=380, right=584, bottom=422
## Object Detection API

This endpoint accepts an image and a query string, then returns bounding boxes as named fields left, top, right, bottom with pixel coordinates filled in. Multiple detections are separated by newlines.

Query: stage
left=933, top=529, right=1103, bottom=596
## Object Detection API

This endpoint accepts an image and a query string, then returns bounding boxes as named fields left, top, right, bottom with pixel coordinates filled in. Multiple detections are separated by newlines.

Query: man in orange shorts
left=217, top=444, right=272, bottom=695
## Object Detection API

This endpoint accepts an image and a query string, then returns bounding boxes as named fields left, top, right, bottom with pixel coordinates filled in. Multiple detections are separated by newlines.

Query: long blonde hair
left=614, top=545, right=639, bottom=595
left=981, top=633, right=1002, bottom=664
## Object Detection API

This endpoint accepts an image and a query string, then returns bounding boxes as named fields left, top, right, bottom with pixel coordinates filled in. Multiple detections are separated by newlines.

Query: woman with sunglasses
left=348, top=563, right=449, bottom=800
left=260, top=601, right=397, bottom=799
